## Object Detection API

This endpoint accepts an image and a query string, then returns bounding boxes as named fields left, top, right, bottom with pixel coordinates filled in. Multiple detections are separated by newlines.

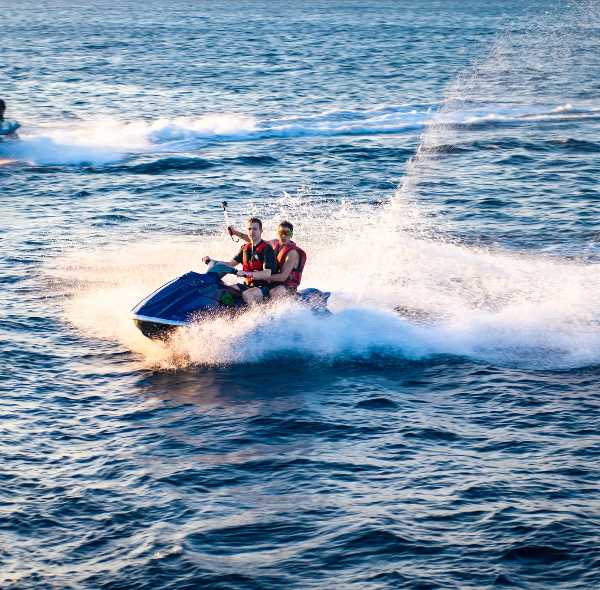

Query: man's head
left=246, top=217, right=263, bottom=243
left=0, top=100, right=5, bottom=120
left=277, top=220, right=293, bottom=246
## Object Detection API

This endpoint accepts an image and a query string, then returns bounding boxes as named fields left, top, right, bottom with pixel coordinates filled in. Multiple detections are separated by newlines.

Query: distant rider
left=229, top=220, right=306, bottom=300
left=0, top=99, right=20, bottom=136
left=202, top=217, right=276, bottom=304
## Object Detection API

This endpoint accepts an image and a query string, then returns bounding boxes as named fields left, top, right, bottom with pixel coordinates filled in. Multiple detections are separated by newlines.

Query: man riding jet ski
left=0, top=100, right=20, bottom=142
left=128, top=217, right=330, bottom=341
left=202, top=217, right=277, bottom=304
left=228, top=220, right=306, bottom=301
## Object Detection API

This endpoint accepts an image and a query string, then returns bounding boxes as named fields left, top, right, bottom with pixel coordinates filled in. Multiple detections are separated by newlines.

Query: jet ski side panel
left=129, top=270, right=332, bottom=341
left=0, top=120, right=20, bottom=137
left=129, top=271, right=242, bottom=334
left=131, top=271, right=223, bottom=322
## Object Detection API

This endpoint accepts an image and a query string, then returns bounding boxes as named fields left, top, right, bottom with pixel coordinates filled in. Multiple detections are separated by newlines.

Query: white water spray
left=46, top=1, right=600, bottom=370
left=2, top=100, right=599, bottom=166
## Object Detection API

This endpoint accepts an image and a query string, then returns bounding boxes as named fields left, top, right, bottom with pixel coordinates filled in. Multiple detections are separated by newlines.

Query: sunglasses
left=277, top=229, right=293, bottom=237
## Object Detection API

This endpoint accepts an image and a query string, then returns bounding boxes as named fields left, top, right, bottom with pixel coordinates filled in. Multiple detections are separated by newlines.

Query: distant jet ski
left=0, top=120, right=20, bottom=142
left=128, top=260, right=331, bottom=341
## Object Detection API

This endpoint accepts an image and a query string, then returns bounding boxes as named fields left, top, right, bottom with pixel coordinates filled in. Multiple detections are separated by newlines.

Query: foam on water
left=50, top=194, right=600, bottom=371
left=0, top=135, right=119, bottom=166
left=3, top=101, right=600, bottom=166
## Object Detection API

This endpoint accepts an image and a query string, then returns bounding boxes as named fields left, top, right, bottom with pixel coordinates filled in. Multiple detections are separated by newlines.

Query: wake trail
left=2, top=101, right=599, bottom=166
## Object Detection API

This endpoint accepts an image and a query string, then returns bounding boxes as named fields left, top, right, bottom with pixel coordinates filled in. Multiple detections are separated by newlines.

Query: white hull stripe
left=127, top=313, right=190, bottom=327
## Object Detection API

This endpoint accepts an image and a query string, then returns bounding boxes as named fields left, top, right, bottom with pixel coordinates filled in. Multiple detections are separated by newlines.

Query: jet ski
left=0, top=120, right=20, bottom=143
left=128, top=260, right=331, bottom=341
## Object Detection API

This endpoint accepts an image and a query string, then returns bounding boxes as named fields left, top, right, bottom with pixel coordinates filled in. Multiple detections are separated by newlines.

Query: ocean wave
left=2, top=101, right=600, bottom=166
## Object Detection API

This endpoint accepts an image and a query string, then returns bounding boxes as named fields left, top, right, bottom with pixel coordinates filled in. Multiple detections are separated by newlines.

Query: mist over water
left=4, top=1, right=600, bottom=588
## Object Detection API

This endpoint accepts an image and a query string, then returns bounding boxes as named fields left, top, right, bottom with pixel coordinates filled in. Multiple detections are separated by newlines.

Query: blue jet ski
left=0, top=120, right=20, bottom=143
left=128, top=260, right=331, bottom=341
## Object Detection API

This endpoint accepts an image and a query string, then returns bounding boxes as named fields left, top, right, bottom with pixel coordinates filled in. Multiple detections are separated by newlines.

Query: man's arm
left=229, top=227, right=250, bottom=242
left=229, top=226, right=278, bottom=248
left=203, top=244, right=244, bottom=267
left=240, top=267, right=272, bottom=280
left=269, top=249, right=299, bottom=283
left=201, top=255, right=270, bottom=279
left=202, top=256, right=240, bottom=267
left=236, top=247, right=273, bottom=280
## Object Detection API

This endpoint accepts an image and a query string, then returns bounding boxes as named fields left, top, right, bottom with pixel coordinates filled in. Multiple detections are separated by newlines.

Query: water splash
left=398, top=0, right=600, bottom=205
left=2, top=100, right=598, bottom=166
left=47, top=205, right=600, bottom=372
left=45, top=1, right=600, bottom=370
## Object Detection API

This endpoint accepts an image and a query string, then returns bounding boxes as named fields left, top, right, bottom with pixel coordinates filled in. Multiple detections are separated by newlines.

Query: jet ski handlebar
left=205, top=260, right=239, bottom=278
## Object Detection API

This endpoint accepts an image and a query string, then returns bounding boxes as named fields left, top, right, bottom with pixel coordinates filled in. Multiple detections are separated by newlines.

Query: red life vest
left=242, top=240, right=269, bottom=284
left=274, top=242, right=306, bottom=289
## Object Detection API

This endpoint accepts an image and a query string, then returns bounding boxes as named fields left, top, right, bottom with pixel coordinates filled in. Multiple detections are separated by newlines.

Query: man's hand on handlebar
left=202, top=256, right=211, bottom=265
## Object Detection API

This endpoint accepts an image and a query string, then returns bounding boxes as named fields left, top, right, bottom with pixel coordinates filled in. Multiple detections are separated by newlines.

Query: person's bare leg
left=269, top=285, right=291, bottom=300
left=242, top=287, right=264, bottom=304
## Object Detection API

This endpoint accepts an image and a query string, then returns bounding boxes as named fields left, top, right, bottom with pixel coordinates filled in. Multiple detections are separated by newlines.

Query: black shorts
left=235, top=283, right=271, bottom=298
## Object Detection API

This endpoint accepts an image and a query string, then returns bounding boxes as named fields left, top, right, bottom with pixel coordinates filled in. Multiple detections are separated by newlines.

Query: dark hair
left=278, top=220, right=293, bottom=232
left=247, top=217, right=262, bottom=230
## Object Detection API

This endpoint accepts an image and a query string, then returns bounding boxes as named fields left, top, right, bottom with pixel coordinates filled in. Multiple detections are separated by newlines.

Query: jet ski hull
left=129, top=313, right=188, bottom=341
left=0, top=133, right=19, bottom=143
left=0, top=121, right=20, bottom=143
left=128, top=264, right=332, bottom=342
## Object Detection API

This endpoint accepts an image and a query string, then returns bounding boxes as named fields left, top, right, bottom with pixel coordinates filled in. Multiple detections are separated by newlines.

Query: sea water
left=2, top=0, right=600, bottom=588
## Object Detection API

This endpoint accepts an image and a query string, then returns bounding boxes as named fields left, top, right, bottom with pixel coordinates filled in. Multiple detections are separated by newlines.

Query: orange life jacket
left=274, top=242, right=306, bottom=289
left=242, top=240, right=269, bottom=285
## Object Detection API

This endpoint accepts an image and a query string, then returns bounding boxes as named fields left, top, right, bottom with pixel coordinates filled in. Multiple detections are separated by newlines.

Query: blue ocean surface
left=2, top=0, right=600, bottom=588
